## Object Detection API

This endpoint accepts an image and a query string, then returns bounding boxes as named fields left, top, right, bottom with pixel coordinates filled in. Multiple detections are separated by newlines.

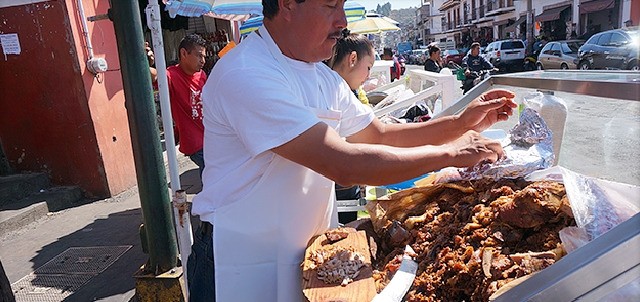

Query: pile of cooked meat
left=366, top=178, right=575, bottom=301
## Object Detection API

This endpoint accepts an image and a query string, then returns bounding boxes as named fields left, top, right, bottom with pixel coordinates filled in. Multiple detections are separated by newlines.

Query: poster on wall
left=0, top=33, right=21, bottom=60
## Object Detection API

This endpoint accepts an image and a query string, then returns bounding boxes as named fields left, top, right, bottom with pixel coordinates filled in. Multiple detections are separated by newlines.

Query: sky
left=354, top=0, right=421, bottom=11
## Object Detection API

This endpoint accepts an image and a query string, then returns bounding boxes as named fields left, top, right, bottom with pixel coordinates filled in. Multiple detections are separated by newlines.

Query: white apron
left=212, top=27, right=341, bottom=301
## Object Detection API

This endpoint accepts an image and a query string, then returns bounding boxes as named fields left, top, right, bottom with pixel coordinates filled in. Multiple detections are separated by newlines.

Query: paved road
left=404, top=65, right=640, bottom=186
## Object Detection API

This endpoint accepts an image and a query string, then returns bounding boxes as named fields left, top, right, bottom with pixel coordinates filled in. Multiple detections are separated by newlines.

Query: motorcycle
left=523, top=49, right=541, bottom=71
left=461, top=69, right=495, bottom=94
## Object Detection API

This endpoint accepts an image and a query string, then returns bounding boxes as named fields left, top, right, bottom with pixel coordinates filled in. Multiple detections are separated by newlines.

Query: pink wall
left=65, top=0, right=137, bottom=196
left=0, top=0, right=137, bottom=198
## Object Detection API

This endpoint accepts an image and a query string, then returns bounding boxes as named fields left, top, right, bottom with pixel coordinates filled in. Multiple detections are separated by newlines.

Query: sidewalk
left=0, top=152, right=200, bottom=302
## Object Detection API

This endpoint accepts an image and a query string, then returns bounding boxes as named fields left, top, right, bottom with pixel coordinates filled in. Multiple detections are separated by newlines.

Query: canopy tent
left=238, top=1, right=366, bottom=37
left=348, top=13, right=400, bottom=34
left=165, top=0, right=262, bottom=18
left=535, top=5, right=570, bottom=23
left=504, top=15, right=526, bottom=33
left=579, top=0, right=615, bottom=14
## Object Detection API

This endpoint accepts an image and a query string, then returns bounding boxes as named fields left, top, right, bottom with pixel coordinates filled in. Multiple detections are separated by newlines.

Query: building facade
left=418, top=0, right=637, bottom=50
left=0, top=0, right=137, bottom=198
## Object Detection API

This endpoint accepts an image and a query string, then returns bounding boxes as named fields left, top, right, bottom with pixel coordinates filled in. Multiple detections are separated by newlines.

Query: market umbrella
left=165, top=0, right=263, bottom=17
left=238, top=1, right=366, bottom=37
left=347, top=13, right=400, bottom=34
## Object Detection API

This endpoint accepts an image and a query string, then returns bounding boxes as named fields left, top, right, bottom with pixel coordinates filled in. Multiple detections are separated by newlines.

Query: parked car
left=442, top=49, right=464, bottom=65
left=483, top=39, right=526, bottom=72
left=409, top=49, right=428, bottom=65
left=537, top=40, right=585, bottom=70
left=577, top=28, right=640, bottom=70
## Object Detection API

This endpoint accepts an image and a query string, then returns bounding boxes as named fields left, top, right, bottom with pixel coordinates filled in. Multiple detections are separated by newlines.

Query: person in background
left=167, top=33, right=208, bottom=178
left=424, top=44, right=443, bottom=73
left=188, top=0, right=517, bottom=300
left=462, top=42, right=495, bottom=93
left=326, top=31, right=376, bottom=223
left=327, top=31, right=375, bottom=105
left=381, top=47, right=402, bottom=82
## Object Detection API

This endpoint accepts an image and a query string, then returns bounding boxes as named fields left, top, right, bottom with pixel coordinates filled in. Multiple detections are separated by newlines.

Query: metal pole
left=145, top=3, right=194, bottom=297
left=110, top=0, right=178, bottom=273
left=526, top=0, right=534, bottom=55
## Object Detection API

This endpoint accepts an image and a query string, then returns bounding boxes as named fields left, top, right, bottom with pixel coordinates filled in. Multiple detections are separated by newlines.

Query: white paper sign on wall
left=0, top=33, right=21, bottom=60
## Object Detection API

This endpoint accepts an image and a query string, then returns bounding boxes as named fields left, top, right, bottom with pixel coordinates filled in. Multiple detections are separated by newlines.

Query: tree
left=376, top=2, right=392, bottom=16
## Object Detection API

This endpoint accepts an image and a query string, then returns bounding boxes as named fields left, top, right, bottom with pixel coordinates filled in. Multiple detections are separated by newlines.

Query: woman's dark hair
left=428, top=45, right=440, bottom=56
left=327, top=31, right=374, bottom=69
left=263, top=0, right=306, bottom=19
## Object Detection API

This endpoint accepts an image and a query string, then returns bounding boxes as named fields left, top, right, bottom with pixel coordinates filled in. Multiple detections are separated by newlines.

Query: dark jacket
left=424, top=58, right=442, bottom=73
left=462, top=54, right=493, bottom=72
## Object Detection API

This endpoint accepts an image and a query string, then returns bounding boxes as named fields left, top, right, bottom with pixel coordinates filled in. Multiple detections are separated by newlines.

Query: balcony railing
left=486, top=0, right=495, bottom=12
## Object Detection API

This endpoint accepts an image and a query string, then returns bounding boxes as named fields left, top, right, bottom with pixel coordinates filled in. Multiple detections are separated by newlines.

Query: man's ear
left=179, top=48, right=187, bottom=60
left=278, top=0, right=295, bottom=21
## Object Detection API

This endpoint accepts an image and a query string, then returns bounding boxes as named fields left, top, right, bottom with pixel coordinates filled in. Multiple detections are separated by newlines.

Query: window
left=500, top=40, right=525, bottom=50
left=609, top=33, right=628, bottom=46
left=585, top=34, right=599, bottom=45
left=597, top=33, right=612, bottom=46
left=562, top=42, right=581, bottom=54
left=541, top=43, right=553, bottom=54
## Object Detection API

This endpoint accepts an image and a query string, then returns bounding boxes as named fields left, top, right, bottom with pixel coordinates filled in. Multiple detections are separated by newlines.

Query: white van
left=483, top=39, right=526, bottom=72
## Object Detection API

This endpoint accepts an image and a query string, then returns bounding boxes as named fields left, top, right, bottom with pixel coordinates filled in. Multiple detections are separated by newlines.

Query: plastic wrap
left=450, top=107, right=555, bottom=181
left=526, top=166, right=640, bottom=301
left=526, top=166, right=640, bottom=248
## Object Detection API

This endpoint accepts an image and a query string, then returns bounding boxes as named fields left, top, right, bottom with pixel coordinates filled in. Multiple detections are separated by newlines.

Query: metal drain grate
left=34, top=245, right=131, bottom=274
left=12, top=245, right=132, bottom=302
left=12, top=274, right=93, bottom=302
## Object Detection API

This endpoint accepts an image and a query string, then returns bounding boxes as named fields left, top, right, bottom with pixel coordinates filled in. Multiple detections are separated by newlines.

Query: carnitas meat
left=366, top=179, right=575, bottom=301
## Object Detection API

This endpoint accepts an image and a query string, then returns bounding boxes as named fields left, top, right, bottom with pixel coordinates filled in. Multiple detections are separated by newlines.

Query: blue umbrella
left=166, top=0, right=365, bottom=22
left=238, top=1, right=366, bottom=36
left=165, top=0, right=263, bottom=18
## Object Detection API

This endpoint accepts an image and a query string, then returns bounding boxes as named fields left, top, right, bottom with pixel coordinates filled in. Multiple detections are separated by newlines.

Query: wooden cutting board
left=302, top=228, right=377, bottom=302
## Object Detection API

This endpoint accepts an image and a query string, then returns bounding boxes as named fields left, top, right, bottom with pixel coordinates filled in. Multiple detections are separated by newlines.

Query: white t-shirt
left=192, top=27, right=375, bottom=221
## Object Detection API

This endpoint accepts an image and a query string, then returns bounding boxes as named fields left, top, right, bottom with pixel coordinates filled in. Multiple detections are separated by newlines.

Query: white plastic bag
left=526, top=166, right=640, bottom=250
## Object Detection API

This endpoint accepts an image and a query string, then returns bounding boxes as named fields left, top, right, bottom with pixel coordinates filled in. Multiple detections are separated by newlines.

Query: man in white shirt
left=187, top=1, right=517, bottom=301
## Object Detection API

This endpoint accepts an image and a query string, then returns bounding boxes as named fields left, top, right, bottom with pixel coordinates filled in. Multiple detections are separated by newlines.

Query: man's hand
left=457, top=89, right=517, bottom=132
left=145, top=42, right=155, bottom=66
left=445, top=130, right=503, bottom=167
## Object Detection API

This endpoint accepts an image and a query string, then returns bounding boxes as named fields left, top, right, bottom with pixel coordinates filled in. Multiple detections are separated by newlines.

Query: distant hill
left=390, top=8, right=417, bottom=28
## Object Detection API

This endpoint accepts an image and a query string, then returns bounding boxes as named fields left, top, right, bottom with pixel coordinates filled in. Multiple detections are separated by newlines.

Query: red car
left=442, top=49, right=464, bottom=66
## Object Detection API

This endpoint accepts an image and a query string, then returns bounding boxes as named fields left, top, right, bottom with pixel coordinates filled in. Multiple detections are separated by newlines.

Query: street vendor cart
left=312, top=70, right=640, bottom=301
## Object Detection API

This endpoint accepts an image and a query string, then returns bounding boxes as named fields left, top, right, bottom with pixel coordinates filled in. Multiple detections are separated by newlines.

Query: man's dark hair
left=263, top=0, right=306, bottom=19
left=327, top=32, right=374, bottom=69
left=178, top=33, right=207, bottom=53
left=471, top=42, right=481, bottom=49
left=428, top=45, right=440, bottom=56
left=383, top=47, right=393, bottom=57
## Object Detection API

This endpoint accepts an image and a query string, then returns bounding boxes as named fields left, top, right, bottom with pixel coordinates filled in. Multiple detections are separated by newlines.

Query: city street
left=0, top=155, right=200, bottom=302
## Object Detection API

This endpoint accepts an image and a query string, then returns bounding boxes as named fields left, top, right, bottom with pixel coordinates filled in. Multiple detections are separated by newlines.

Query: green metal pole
left=110, top=0, right=178, bottom=273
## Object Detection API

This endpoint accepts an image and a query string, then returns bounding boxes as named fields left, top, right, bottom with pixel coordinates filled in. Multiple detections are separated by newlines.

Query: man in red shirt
left=167, top=34, right=208, bottom=178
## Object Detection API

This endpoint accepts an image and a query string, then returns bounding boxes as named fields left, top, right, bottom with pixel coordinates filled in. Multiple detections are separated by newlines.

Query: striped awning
left=238, top=1, right=366, bottom=36
left=165, top=0, right=365, bottom=22
left=535, top=5, right=570, bottom=23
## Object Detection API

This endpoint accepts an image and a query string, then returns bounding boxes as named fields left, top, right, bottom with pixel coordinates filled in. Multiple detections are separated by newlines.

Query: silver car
left=537, top=40, right=584, bottom=70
